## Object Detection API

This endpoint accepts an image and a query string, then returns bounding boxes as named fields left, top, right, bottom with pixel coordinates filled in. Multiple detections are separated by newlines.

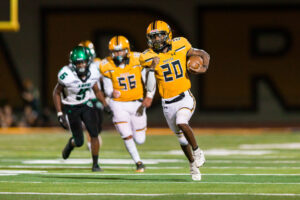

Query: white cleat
left=190, top=161, right=201, bottom=181
left=193, top=148, right=206, bottom=168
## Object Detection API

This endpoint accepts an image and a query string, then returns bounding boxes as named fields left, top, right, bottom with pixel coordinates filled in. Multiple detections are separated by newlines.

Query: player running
left=53, top=46, right=111, bottom=172
left=139, top=20, right=210, bottom=180
left=79, top=40, right=103, bottom=152
left=100, top=35, right=155, bottom=172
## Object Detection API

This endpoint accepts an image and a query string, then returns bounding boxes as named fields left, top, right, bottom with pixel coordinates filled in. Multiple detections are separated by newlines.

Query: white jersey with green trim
left=89, top=59, right=101, bottom=100
left=57, top=62, right=101, bottom=105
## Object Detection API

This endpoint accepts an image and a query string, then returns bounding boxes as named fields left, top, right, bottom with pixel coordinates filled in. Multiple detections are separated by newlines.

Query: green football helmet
left=69, top=46, right=92, bottom=76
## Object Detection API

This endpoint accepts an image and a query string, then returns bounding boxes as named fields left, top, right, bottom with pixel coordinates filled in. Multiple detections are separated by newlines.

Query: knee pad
left=176, top=108, right=192, bottom=125
left=134, top=129, right=146, bottom=145
left=176, top=132, right=188, bottom=146
left=114, top=121, right=132, bottom=139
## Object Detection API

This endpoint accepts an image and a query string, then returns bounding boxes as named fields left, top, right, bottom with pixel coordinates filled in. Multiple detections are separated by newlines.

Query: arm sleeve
left=145, top=69, right=156, bottom=98
left=102, top=76, right=113, bottom=97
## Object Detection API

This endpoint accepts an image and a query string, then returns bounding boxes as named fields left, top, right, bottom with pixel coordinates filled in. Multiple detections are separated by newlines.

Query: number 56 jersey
left=57, top=63, right=101, bottom=105
left=139, top=37, right=192, bottom=99
left=100, top=52, right=144, bottom=102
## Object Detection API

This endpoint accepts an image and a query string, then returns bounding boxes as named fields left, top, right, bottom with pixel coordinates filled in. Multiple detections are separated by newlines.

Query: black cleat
left=92, top=164, right=102, bottom=172
left=135, top=161, right=145, bottom=172
left=62, top=138, right=74, bottom=160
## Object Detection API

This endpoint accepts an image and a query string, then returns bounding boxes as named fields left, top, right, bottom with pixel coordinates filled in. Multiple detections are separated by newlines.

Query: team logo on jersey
left=163, top=57, right=174, bottom=63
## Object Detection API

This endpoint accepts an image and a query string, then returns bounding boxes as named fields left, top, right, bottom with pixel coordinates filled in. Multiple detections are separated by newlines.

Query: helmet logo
left=113, top=44, right=123, bottom=51
left=150, top=29, right=158, bottom=33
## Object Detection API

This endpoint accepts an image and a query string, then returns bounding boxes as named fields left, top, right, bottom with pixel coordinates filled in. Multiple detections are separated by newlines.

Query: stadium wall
left=0, top=0, right=300, bottom=127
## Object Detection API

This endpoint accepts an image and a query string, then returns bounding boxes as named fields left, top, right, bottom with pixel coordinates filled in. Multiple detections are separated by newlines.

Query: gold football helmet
left=79, top=40, right=96, bottom=59
left=108, top=36, right=130, bottom=64
left=146, top=20, right=172, bottom=52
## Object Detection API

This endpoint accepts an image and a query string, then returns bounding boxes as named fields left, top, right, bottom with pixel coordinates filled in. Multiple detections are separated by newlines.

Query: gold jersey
left=140, top=37, right=192, bottom=99
left=100, top=52, right=144, bottom=102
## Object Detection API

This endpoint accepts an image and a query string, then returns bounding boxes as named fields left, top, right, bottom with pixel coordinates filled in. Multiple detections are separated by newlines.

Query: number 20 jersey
left=139, top=37, right=192, bottom=99
left=100, top=52, right=144, bottom=102
left=57, top=63, right=101, bottom=105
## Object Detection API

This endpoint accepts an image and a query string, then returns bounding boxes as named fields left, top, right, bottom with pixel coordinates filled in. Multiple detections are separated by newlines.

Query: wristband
left=57, top=112, right=63, bottom=117
left=146, top=91, right=154, bottom=99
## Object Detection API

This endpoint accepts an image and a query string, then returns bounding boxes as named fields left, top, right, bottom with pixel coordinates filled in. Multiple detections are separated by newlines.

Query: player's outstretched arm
left=149, top=57, right=160, bottom=70
left=102, top=76, right=113, bottom=97
left=187, top=48, right=210, bottom=73
left=143, top=69, right=156, bottom=108
left=136, top=68, right=156, bottom=116
left=53, top=83, right=64, bottom=113
left=53, top=83, right=68, bottom=129
left=92, top=83, right=108, bottom=107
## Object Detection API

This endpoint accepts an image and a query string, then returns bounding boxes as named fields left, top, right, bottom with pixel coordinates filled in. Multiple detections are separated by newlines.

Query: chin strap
left=113, top=57, right=129, bottom=66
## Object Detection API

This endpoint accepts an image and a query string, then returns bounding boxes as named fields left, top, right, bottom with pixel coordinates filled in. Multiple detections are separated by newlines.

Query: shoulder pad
left=101, top=58, right=109, bottom=66
left=100, top=59, right=114, bottom=75
left=90, top=62, right=100, bottom=72
left=132, top=52, right=141, bottom=58
left=58, top=66, right=74, bottom=84
left=142, top=49, right=150, bottom=54
left=94, top=57, right=101, bottom=62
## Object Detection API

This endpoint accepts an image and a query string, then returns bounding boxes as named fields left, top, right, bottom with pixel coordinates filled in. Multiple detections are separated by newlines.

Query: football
left=187, top=56, right=203, bottom=72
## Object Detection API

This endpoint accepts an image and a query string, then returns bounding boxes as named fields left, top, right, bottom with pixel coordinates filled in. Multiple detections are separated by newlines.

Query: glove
left=57, top=112, right=68, bottom=130
left=103, top=106, right=113, bottom=118
left=136, top=105, right=144, bottom=117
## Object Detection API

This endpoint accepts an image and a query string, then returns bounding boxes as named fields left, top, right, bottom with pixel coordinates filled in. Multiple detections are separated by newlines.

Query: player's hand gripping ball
left=187, top=56, right=203, bottom=74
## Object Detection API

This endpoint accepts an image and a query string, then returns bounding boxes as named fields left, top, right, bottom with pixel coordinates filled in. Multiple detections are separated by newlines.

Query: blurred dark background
left=0, top=0, right=300, bottom=128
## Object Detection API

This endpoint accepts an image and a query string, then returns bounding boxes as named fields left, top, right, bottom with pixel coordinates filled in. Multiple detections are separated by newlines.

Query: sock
left=124, top=138, right=141, bottom=163
left=192, top=146, right=199, bottom=151
left=92, top=155, right=98, bottom=166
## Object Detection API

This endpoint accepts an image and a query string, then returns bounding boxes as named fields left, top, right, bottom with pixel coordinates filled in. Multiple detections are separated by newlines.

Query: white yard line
left=38, top=173, right=300, bottom=176
left=2, top=165, right=300, bottom=169
left=240, top=143, right=300, bottom=149
left=205, top=166, right=300, bottom=169
left=1, top=170, right=300, bottom=176
left=0, top=192, right=300, bottom=196
left=0, top=165, right=182, bottom=169
left=1, top=180, right=300, bottom=185
left=209, top=160, right=300, bottom=163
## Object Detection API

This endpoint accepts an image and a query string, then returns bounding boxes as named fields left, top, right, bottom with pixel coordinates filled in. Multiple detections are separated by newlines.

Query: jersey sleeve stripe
left=104, top=70, right=114, bottom=74
left=145, top=58, right=153, bottom=62
left=114, top=121, right=128, bottom=125
left=175, top=46, right=185, bottom=52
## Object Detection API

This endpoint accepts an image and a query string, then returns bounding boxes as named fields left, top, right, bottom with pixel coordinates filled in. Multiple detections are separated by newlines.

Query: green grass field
left=0, top=129, right=300, bottom=200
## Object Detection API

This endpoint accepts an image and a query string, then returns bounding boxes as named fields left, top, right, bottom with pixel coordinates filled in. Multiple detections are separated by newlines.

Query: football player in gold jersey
left=140, top=20, right=210, bottom=181
left=100, top=36, right=155, bottom=172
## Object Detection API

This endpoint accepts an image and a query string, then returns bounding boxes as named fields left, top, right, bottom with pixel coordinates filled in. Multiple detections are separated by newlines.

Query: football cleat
left=193, top=148, right=206, bottom=168
left=62, top=138, right=74, bottom=160
left=190, top=161, right=201, bottom=181
left=92, top=164, right=102, bottom=172
left=135, top=161, right=145, bottom=172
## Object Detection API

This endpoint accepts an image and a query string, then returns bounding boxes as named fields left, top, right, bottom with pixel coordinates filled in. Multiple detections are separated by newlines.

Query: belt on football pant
left=164, top=92, right=185, bottom=104
left=133, top=98, right=143, bottom=102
